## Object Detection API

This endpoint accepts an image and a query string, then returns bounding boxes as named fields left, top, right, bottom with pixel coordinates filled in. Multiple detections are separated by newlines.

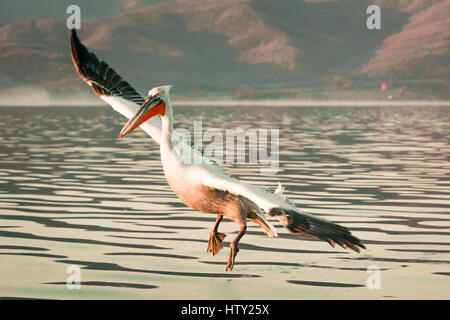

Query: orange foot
left=206, top=232, right=226, bottom=256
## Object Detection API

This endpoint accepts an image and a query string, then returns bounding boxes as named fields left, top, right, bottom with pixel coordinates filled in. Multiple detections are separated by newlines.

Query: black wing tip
left=69, top=28, right=95, bottom=78
left=336, top=232, right=366, bottom=253
left=70, top=29, right=79, bottom=44
left=347, top=238, right=366, bottom=253
left=274, top=208, right=366, bottom=253
left=324, top=228, right=366, bottom=253
left=310, top=214, right=366, bottom=252
left=68, top=28, right=145, bottom=104
left=69, top=29, right=82, bottom=64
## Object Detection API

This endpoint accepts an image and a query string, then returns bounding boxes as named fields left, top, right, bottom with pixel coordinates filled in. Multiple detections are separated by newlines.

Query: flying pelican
left=70, top=30, right=365, bottom=271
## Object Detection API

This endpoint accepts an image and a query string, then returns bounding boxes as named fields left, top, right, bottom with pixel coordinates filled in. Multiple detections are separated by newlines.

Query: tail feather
left=269, top=207, right=365, bottom=253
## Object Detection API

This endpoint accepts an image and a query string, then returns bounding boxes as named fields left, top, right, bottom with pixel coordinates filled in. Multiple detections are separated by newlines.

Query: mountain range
left=0, top=0, right=448, bottom=103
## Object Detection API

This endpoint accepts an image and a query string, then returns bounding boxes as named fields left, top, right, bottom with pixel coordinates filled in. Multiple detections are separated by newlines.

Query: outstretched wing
left=70, top=29, right=226, bottom=174
left=197, top=168, right=365, bottom=252
left=70, top=29, right=165, bottom=142
left=70, top=29, right=144, bottom=105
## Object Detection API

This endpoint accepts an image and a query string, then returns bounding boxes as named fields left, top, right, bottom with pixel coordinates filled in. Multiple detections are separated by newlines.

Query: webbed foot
left=207, top=232, right=227, bottom=256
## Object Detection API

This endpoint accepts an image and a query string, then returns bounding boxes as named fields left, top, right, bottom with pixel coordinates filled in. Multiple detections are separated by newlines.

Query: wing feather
left=70, top=29, right=144, bottom=105
left=272, top=207, right=365, bottom=253
left=70, top=29, right=165, bottom=142
left=199, top=170, right=365, bottom=252
left=69, top=29, right=228, bottom=173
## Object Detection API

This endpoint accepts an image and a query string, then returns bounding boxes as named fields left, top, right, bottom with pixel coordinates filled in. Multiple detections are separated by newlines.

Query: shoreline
left=1, top=99, right=450, bottom=107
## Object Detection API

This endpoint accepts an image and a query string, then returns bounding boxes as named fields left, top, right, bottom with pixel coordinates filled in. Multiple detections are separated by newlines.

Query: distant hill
left=358, top=0, right=450, bottom=76
left=0, top=0, right=448, bottom=102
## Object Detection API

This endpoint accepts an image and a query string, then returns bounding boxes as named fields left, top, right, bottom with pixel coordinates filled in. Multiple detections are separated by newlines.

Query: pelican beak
left=119, top=95, right=165, bottom=138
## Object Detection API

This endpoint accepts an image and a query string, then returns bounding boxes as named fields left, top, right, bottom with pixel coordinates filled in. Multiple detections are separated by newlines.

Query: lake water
left=0, top=105, right=449, bottom=299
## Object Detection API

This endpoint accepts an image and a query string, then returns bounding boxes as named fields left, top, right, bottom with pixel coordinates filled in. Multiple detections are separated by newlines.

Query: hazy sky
left=0, top=0, right=172, bottom=26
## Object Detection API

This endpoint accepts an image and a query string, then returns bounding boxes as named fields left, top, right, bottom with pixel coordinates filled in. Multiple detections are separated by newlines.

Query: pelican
left=70, top=29, right=365, bottom=271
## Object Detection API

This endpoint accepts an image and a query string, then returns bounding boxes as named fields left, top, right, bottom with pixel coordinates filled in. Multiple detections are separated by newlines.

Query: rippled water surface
left=0, top=105, right=449, bottom=299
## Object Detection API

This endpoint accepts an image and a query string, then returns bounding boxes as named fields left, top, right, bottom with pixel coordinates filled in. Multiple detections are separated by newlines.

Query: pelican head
left=148, top=85, right=172, bottom=101
left=119, top=85, right=172, bottom=138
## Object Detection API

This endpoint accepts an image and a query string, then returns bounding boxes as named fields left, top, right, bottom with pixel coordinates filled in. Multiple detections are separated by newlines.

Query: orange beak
left=119, top=96, right=165, bottom=138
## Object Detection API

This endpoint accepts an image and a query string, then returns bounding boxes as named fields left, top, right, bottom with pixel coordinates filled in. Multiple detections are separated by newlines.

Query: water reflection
left=0, top=105, right=449, bottom=299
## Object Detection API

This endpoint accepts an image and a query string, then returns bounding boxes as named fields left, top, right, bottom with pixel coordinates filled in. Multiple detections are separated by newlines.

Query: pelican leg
left=207, top=215, right=226, bottom=256
left=226, top=224, right=247, bottom=271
